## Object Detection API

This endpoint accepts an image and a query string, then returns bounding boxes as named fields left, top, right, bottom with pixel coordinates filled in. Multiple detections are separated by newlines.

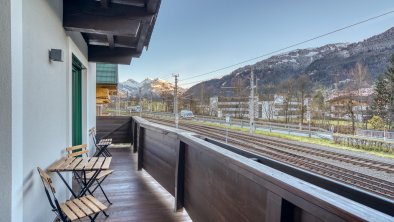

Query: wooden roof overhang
left=63, top=0, right=161, bottom=65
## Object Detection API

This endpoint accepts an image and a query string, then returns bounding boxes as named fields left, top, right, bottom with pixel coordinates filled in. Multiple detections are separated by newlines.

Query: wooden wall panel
left=96, top=116, right=132, bottom=143
left=142, top=128, right=177, bottom=195
left=184, top=143, right=267, bottom=222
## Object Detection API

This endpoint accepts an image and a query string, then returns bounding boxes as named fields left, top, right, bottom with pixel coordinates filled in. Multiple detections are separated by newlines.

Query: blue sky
left=119, top=0, right=394, bottom=87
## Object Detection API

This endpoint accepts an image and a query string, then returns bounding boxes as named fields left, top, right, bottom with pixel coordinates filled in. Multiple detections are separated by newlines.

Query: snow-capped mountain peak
left=118, top=78, right=185, bottom=98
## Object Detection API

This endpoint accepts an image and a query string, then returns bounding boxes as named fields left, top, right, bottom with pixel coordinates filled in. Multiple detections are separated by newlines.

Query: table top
left=48, top=157, right=112, bottom=172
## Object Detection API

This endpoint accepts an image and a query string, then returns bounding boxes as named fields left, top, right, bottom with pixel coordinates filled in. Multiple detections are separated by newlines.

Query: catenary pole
left=249, top=68, right=255, bottom=133
left=173, top=74, right=179, bottom=128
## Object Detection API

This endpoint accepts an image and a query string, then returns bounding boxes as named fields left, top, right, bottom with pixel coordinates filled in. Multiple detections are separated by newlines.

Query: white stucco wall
left=0, top=0, right=97, bottom=221
left=87, top=62, right=97, bottom=156
left=0, top=0, right=24, bottom=221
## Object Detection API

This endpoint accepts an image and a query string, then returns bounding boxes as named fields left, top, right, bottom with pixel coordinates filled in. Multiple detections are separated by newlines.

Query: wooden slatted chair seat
left=97, top=139, right=112, bottom=146
left=85, top=170, right=114, bottom=180
left=60, top=195, right=107, bottom=221
left=37, top=167, right=108, bottom=221
left=89, top=127, right=113, bottom=157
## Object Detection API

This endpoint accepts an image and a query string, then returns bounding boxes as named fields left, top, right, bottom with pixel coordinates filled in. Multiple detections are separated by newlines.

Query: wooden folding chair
left=67, top=144, right=114, bottom=204
left=89, top=127, right=112, bottom=157
left=37, top=167, right=108, bottom=221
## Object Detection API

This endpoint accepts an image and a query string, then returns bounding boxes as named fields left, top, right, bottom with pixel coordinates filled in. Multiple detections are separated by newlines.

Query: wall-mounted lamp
left=49, top=49, right=64, bottom=62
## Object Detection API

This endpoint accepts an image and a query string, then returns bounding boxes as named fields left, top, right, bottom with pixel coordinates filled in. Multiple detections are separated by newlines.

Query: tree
left=311, top=90, right=328, bottom=127
left=385, top=54, right=394, bottom=129
left=279, top=77, right=295, bottom=123
left=371, top=75, right=389, bottom=118
left=368, top=115, right=385, bottom=130
left=350, top=63, right=370, bottom=128
left=260, top=83, right=277, bottom=121
left=296, top=74, right=311, bottom=125
left=372, top=54, right=394, bottom=129
left=344, top=63, right=369, bottom=134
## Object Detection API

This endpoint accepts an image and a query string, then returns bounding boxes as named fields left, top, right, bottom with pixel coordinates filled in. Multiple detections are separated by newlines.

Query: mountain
left=185, top=27, right=394, bottom=98
left=118, top=78, right=185, bottom=98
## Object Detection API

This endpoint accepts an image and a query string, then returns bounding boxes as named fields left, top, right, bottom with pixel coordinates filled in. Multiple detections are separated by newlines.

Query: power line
left=178, top=10, right=394, bottom=84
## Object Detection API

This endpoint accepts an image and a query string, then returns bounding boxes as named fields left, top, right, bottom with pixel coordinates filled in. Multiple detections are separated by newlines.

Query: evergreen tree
left=371, top=75, right=389, bottom=118
left=372, top=54, right=394, bottom=129
left=385, top=54, right=394, bottom=129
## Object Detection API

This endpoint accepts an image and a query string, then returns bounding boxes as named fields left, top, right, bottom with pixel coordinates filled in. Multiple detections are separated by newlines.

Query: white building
left=210, top=96, right=259, bottom=118
left=0, top=1, right=160, bottom=221
left=261, top=95, right=310, bottom=120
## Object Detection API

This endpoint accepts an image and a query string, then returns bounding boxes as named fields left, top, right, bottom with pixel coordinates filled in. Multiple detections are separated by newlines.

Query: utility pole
left=249, top=67, right=256, bottom=133
left=173, top=74, right=179, bottom=128
left=200, top=82, right=205, bottom=115
left=116, top=93, right=120, bottom=116
left=256, top=78, right=259, bottom=119
left=149, top=92, right=153, bottom=113
left=139, top=87, right=142, bottom=117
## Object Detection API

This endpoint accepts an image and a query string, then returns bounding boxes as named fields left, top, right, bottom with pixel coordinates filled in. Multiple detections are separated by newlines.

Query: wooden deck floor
left=84, top=147, right=191, bottom=222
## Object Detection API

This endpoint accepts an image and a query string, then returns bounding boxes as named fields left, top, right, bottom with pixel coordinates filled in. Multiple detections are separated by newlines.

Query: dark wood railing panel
left=132, top=116, right=394, bottom=222
left=183, top=141, right=268, bottom=222
left=96, top=116, right=132, bottom=143
left=141, top=127, right=178, bottom=196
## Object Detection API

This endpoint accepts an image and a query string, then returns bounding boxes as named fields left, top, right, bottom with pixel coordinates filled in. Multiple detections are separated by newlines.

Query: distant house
left=326, top=88, right=373, bottom=121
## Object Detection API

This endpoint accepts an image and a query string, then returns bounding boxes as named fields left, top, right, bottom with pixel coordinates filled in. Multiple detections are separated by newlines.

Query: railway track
left=144, top=116, right=394, bottom=200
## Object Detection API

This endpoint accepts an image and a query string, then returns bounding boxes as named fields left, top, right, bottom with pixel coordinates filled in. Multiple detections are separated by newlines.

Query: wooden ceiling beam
left=88, top=45, right=141, bottom=65
left=107, top=34, right=114, bottom=49
left=64, top=13, right=141, bottom=36
left=135, top=17, right=153, bottom=52
left=65, top=0, right=155, bottom=20
left=64, top=0, right=161, bottom=65
left=146, top=0, right=160, bottom=13
left=88, top=34, right=138, bottom=48
left=89, top=46, right=141, bottom=64
left=88, top=39, right=136, bottom=49
left=100, top=0, right=109, bottom=8
left=111, top=0, right=145, bottom=7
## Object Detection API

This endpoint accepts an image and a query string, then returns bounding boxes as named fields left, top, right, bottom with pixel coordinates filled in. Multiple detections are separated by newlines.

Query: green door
left=72, top=55, right=83, bottom=146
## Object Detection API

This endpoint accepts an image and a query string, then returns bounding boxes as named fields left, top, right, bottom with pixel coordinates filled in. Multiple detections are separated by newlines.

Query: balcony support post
left=137, top=126, right=144, bottom=171
left=174, top=141, right=186, bottom=211
left=132, top=120, right=138, bottom=153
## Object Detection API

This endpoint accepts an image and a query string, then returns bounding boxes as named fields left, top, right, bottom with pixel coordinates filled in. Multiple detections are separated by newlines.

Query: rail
left=143, top=113, right=333, bottom=140
left=131, top=116, right=393, bottom=221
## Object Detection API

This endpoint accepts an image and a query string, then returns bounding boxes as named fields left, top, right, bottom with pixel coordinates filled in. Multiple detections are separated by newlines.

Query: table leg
left=79, top=170, right=101, bottom=197
left=56, top=171, right=78, bottom=198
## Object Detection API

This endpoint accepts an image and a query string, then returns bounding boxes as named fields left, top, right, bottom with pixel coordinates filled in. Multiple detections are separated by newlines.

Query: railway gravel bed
left=143, top=117, right=394, bottom=200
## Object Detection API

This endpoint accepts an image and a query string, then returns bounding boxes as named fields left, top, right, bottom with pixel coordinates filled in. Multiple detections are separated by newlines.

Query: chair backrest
left=66, top=144, right=89, bottom=158
left=37, top=167, right=68, bottom=222
left=37, top=167, right=56, bottom=193
left=89, top=127, right=98, bottom=144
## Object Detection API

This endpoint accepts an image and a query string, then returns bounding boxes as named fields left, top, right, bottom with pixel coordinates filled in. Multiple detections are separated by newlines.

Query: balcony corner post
left=174, top=140, right=186, bottom=211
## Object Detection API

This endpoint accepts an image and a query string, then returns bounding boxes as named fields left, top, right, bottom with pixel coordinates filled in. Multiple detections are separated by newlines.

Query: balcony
left=90, top=116, right=394, bottom=221
left=85, top=147, right=191, bottom=221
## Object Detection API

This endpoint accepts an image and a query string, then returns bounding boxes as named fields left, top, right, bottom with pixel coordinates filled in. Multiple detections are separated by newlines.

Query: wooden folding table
left=48, top=157, right=112, bottom=198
